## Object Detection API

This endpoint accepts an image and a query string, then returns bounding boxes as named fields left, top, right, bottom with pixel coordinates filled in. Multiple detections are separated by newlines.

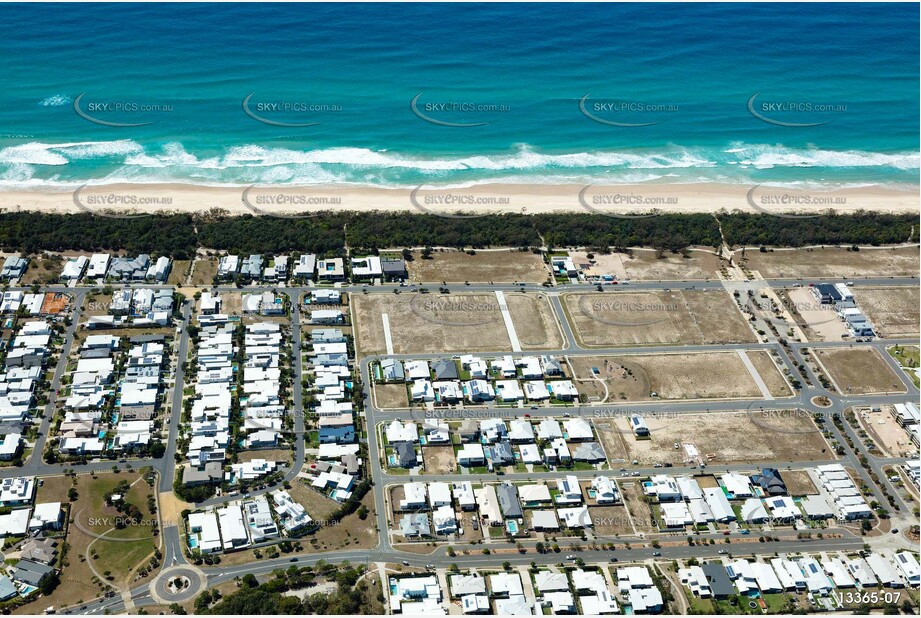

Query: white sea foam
left=0, top=140, right=917, bottom=188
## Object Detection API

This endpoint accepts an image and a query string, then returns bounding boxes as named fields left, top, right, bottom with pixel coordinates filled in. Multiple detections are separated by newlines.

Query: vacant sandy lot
left=599, top=410, right=833, bottom=465
left=564, top=289, right=755, bottom=347
left=782, top=287, right=849, bottom=342
left=781, top=471, right=818, bottom=496
left=814, top=347, right=907, bottom=395
left=190, top=257, right=219, bottom=286
left=856, top=287, right=920, bottom=338
left=619, top=483, right=656, bottom=534
left=423, top=446, right=457, bottom=474
left=570, top=248, right=722, bottom=281
left=747, top=350, right=794, bottom=397
left=857, top=406, right=917, bottom=458
left=353, top=292, right=562, bottom=355
left=590, top=505, right=635, bottom=537
left=741, top=246, right=919, bottom=279
left=375, top=383, right=409, bottom=409
left=406, top=249, right=548, bottom=283
left=568, top=351, right=784, bottom=402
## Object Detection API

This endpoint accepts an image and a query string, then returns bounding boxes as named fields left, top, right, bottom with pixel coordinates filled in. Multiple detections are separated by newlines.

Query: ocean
left=0, top=2, right=917, bottom=189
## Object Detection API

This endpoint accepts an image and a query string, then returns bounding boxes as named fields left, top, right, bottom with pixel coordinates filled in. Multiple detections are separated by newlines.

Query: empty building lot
left=598, top=410, right=833, bottom=466
left=569, top=248, right=722, bottom=281
left=782, top=286, right=849, bottom=341
left=563, top=289, right=756, bottom=347
left=568, top=351, right=788, bottom=402
left=741, top=246, right=920, bottom=279
left=374, top=383, right=409, bottom=409
left=813, top=347, right=907, bottom=395
left=854, top=286, right=921, bottom=338
left=405, top=249, right=548, bottom=283
left=352, top=292, right=562, bottom=355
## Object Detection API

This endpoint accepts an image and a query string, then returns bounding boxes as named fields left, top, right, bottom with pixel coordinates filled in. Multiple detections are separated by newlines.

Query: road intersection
left=3, top=273, right=917, bottom=614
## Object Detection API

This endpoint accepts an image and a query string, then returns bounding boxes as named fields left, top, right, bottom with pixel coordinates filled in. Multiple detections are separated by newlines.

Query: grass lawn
left=888, top=345, right=920, bottom=388
left=17, top=471, right=160, bottom=614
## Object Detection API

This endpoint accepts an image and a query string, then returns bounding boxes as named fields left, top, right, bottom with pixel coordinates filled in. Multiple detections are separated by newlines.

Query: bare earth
left=855, top=287, right=921, bottom=338
left=374, top=383, right=409, bottom=409
left=406, top=249, right=548, bottom=283
left=570, top=248, right=722, bottom=281
left=746, top=350, right=794, bottom=397
left=784, top=287, right=849, bottom=342
left=741, top=246, right=920, bottom=279
left=814, top=347, right=907, bottom=395
left=781, top=470, right=818, bottom=496
left=353, top=292, right=562, bottom=356
left=563, top=289, right=756, bottom=347
left=422, top=446, right=458, bottom=474
left=599, top=410, right=834, bottom=466
left=568, top=351, right=783, bottom=401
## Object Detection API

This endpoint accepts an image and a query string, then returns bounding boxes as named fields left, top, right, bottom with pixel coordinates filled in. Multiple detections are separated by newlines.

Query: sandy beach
left=0, top=182, right=917, bottom=218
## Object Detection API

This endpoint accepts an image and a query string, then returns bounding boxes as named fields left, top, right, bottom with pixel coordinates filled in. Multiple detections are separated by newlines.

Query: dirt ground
left=374, top=383, right=409, bottom=409
left=423, top=446, right=458, bottom=474
left=599, top=410, right=834, bottom=466
left=746, top=350, right=794, bottom=397
left=855, top=287, right=920, bottom=338
left=589, top=505, right=635, bottom=537
left=167, top=260, right=191, bottom=286
left=570, top=248, right=722, bottom=281
left=17, top=253, right=65, bottom=285
left=813, top=347, right=906, bottom=395
left=352, top=292, right=561, bottom=356
left=857, top=406, right=917, bottom=458
left=563, top=289, right=756, bottom=347
left=190, top=258, right=219, bottom=286
left=618, top=483, right=656, bottom=534
left=740, top=246, right=920, bottom=279
left=406, top=249, right=549, bottom=284
left=777, top=471, right=816, bottom=496
left=567, top=351, right=783, bottom=402
left=783, top=287, right=849, bottom=342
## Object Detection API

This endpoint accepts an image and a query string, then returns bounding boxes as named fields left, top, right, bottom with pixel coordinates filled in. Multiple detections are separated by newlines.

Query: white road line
left=381, top=313, right=394, bottom=355
left=737, top=349, right=774, bottom=400
left=495, top=291, right=521, bottom=352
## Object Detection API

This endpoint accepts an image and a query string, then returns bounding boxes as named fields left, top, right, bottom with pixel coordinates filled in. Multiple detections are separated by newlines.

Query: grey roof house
left=498, top=483, right=523, bottom=519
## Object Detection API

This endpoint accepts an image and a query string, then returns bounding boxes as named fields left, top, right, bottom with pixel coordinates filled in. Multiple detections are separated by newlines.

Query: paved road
left=7, top=274, right=918, bottom=615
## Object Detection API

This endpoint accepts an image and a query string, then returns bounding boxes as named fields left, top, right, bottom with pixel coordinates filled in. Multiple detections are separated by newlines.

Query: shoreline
left=0, top=182, right=917, bottom=217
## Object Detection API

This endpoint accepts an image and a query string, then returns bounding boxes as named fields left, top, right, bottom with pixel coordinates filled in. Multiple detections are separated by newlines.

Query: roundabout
left=149, top=565, right=207, bottom=605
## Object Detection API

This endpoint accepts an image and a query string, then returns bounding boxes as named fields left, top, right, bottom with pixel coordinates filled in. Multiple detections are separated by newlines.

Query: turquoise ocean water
left=0, top=2, right=917, bottom=189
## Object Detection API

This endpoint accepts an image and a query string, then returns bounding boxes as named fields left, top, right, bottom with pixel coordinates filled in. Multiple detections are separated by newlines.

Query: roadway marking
left=736, top=349, right=774, bottom=400
left=495, top=291, right=521, bottom=352
left=381, top=313, right=394, bottom=355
